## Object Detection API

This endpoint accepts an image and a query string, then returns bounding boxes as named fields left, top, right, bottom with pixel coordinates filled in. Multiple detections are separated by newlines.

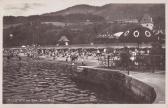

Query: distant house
left=139, top=14, right=154, bottom=30
left=58, top=36, right=69, bottom=46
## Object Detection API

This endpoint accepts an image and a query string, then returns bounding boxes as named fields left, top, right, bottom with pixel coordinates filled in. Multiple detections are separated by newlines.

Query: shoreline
left=3, top=56, right=165, bottom=103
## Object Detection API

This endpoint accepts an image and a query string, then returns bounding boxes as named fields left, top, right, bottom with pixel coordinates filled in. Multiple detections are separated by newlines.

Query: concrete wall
left=54, top=63, right=156, bottom=103
left=72, top=66, right=156, bottom=103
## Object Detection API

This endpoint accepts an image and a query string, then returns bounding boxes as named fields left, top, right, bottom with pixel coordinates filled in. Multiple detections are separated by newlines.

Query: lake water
left=3, top=57, right=136, bottom=104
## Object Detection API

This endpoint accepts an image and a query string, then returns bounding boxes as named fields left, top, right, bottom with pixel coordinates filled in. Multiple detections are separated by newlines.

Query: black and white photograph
left=1, top=0, right=166, bottom=105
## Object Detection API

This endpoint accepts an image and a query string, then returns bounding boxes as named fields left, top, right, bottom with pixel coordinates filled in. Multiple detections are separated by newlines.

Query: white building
left=140, top=14, right=154, bottom=30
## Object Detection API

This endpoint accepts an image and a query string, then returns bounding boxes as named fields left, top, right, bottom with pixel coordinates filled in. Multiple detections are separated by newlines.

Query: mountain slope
left=43, top=4, right=99, bottom=16
left=43, top=4, right=165, bottom=21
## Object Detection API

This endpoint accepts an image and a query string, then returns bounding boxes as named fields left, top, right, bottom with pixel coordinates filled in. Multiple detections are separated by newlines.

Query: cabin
left=58, top=36, right=69, bottom=46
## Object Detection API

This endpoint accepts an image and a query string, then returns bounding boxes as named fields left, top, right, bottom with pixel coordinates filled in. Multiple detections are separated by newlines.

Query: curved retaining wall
left=54, top=63, right=156, bottom=103
left=72, top=66, right=156, bottom=103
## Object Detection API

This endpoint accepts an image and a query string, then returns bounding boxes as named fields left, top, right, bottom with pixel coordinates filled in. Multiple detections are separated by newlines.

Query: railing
left=98, top=54, right=165, bottom=74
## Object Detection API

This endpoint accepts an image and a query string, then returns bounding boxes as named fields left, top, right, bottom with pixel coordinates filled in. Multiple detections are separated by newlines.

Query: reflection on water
left=3, top=57, right=136, bottom=104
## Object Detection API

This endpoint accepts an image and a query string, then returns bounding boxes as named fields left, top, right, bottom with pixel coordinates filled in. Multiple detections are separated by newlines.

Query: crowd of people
left=3, top=44, right=165, bottom=71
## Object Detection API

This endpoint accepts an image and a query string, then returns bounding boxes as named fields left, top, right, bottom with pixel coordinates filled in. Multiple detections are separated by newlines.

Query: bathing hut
left=58, top=36, right=69, bottom=46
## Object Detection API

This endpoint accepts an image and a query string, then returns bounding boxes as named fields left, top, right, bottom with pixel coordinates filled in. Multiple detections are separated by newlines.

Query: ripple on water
left=3, top=58, right=137, bottom=104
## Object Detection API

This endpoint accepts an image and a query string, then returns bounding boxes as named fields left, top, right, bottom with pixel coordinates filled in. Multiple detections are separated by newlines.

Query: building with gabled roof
left=58, top=35, right=69, bottom=46
left=140, top=14, right=154, bottom=30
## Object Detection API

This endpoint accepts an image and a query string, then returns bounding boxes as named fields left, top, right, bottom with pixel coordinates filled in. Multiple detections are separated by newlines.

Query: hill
left=3, top=4, right=165, bottom=47
left=4, top=4, right=165, bottom=24
left=43, top=4, right=165, bottom=21
left=43, top=4, right=99, bottom=16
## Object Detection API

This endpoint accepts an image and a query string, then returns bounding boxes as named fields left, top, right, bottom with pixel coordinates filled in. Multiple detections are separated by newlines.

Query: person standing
left=120, top=47, right=130, bottom=71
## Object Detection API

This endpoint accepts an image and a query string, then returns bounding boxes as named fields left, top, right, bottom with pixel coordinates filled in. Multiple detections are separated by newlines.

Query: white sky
left=1, top=0, right=166, bottom=16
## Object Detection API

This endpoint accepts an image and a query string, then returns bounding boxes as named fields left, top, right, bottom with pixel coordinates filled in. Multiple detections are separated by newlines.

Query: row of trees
left=3, top=21, right=110, bottom=47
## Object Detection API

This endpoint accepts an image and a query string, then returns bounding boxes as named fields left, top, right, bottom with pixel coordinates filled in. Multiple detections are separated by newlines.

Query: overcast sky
left=1, top=0, right=165, bottom=16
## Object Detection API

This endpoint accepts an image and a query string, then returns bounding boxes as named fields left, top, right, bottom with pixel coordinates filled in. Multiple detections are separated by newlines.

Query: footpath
left=127, top=71, right=165, bottom=104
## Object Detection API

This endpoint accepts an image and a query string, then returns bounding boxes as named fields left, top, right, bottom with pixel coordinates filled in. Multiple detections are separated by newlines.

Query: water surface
left=3, top=57, right=136, bottom=104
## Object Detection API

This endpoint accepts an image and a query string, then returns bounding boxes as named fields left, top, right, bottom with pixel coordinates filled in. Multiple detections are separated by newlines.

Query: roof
left=113, top=32, right=124, bottom=37
left=140, top=14, right=153, bottom=24
left=58, top=36, right=69, bottom=42
left=119, top=26, right=155, bottom=43
left=96, top=32, right=124, bottom=39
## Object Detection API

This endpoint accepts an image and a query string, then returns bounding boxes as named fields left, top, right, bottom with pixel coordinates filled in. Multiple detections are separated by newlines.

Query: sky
left=1, top=0, right=116, bottom=16
left=1, top=0, right=165, bottom=16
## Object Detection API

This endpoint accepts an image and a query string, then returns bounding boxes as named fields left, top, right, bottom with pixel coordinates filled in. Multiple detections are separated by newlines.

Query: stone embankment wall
left=55, top=63, right=156, bottom=103
left=72, top=66, right=156, bottom=103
